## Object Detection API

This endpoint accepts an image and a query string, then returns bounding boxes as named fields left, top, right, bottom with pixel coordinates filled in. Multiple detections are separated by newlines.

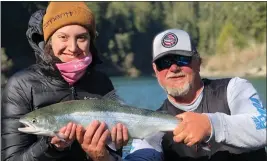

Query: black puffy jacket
left=1, top=10, right=116, bottom=161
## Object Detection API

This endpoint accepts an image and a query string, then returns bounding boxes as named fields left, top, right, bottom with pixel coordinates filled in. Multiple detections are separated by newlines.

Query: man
left=124, top=29, right=266, bottom=161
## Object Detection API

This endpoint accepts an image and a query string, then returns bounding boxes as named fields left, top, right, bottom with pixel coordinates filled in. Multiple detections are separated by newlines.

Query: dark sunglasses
left=155, top=55, right=192, bottom=71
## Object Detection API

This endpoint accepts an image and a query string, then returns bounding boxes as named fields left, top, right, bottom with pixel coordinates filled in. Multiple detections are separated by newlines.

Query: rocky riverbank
left=200, top=65, right=266, bottom=78
left=199, top=43, right=266, bottom=78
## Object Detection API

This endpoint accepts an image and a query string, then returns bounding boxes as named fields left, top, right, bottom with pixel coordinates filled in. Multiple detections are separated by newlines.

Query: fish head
left=18, top=112, right=57, bottom=136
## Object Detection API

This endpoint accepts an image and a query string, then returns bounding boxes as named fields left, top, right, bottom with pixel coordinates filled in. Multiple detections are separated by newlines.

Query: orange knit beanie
left=43, top=2, right=96, bottom=43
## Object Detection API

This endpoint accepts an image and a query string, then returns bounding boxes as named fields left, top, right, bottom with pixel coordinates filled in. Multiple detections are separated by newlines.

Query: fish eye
left=32, top=118, right=37, bottom=124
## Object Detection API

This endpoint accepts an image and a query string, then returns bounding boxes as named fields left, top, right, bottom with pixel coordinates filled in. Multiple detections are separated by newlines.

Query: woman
left=1, top=2, right=128, bottom=161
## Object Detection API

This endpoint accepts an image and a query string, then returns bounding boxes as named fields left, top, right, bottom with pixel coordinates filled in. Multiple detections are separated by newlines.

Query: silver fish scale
left=54, top=110, right=178, bottom=139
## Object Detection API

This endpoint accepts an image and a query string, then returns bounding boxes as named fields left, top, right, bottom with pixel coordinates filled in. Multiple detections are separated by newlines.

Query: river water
left=111, top=76, right=266, bottom=110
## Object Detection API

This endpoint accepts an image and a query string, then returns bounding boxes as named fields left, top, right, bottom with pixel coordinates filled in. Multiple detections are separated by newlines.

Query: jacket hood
left=26, top=9, right=47, bottom=64
left=26, top=9, right=102, bottom=66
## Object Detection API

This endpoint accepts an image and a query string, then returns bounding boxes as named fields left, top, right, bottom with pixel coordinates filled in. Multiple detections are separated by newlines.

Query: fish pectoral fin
left=158, top=110, right=169, bottom=115
left=143, top=132, right=165, bottom=152
left=201, top=146, right=211, bottom=151
left=106, top=138, right=117, bottom=151
left=200, top=142, right=211, bottom=151
left=54, top=132, right=66, bottom=142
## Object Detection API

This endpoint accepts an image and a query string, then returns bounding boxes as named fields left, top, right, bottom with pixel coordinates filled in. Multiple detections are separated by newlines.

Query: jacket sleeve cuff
left=85, top=149, right=123, bottom=161
left=109, top=151, right=123, bottom=161
left=204, top=113, right=226, bottom=143
left=42, top=136, right=70, bottom=158
left=203, top=113, right=214, bottom=143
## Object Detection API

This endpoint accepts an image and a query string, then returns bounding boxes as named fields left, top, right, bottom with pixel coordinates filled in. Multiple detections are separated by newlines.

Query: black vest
left=157, top=78, right=266, bottom=161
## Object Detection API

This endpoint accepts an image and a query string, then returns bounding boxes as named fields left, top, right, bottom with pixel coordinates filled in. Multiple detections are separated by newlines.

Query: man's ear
left=197, top=57, right=202, bottom=72
left=152, top=63, right=158, bottom=76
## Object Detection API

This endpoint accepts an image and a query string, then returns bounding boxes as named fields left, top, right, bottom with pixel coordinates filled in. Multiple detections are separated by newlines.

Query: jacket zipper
left=70, top=86, right=77, bottom=100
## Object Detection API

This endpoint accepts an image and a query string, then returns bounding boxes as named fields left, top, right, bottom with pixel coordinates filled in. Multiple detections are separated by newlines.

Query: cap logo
left=161, top=32, right=178, bottom=48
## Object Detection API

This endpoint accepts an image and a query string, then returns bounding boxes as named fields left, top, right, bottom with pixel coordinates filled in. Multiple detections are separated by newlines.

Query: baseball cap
left=152, top=29, right=198, bottom=62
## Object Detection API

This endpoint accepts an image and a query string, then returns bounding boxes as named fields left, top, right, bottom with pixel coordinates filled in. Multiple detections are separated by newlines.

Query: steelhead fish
left=18, top=91, right=180, bottom=150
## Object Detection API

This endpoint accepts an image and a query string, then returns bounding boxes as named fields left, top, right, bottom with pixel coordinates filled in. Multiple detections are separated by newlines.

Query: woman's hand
left=50, top=122, right=77, bottom=150
left=111, top=123, right=129, bottom=150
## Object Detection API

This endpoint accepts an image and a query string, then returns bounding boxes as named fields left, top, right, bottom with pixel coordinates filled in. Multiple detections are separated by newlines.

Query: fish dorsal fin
left=158, top=110, right=169, bottom=115
left=102, top=89, right=126, bottom=105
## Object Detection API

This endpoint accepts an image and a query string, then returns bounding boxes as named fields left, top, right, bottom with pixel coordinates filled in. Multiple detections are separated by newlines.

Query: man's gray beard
left=158, top=81, right=192, bottom=97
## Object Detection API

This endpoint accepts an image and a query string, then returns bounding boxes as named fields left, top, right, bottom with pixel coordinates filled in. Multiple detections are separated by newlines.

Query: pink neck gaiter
left=55, top=55, right=92, bottom=85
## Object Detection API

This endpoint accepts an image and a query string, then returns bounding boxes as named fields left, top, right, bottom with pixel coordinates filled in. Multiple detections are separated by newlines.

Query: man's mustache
left=167, top=73, right=186, bottom=79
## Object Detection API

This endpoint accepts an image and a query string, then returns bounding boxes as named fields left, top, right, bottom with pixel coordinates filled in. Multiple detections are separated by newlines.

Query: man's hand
left=50, top=122, right=77, bottom=150
left=173, top=112, right=212, bottom=147
left=111, top=123, right=129, bottom=150
left=76, top=120, right=111, bottom=161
